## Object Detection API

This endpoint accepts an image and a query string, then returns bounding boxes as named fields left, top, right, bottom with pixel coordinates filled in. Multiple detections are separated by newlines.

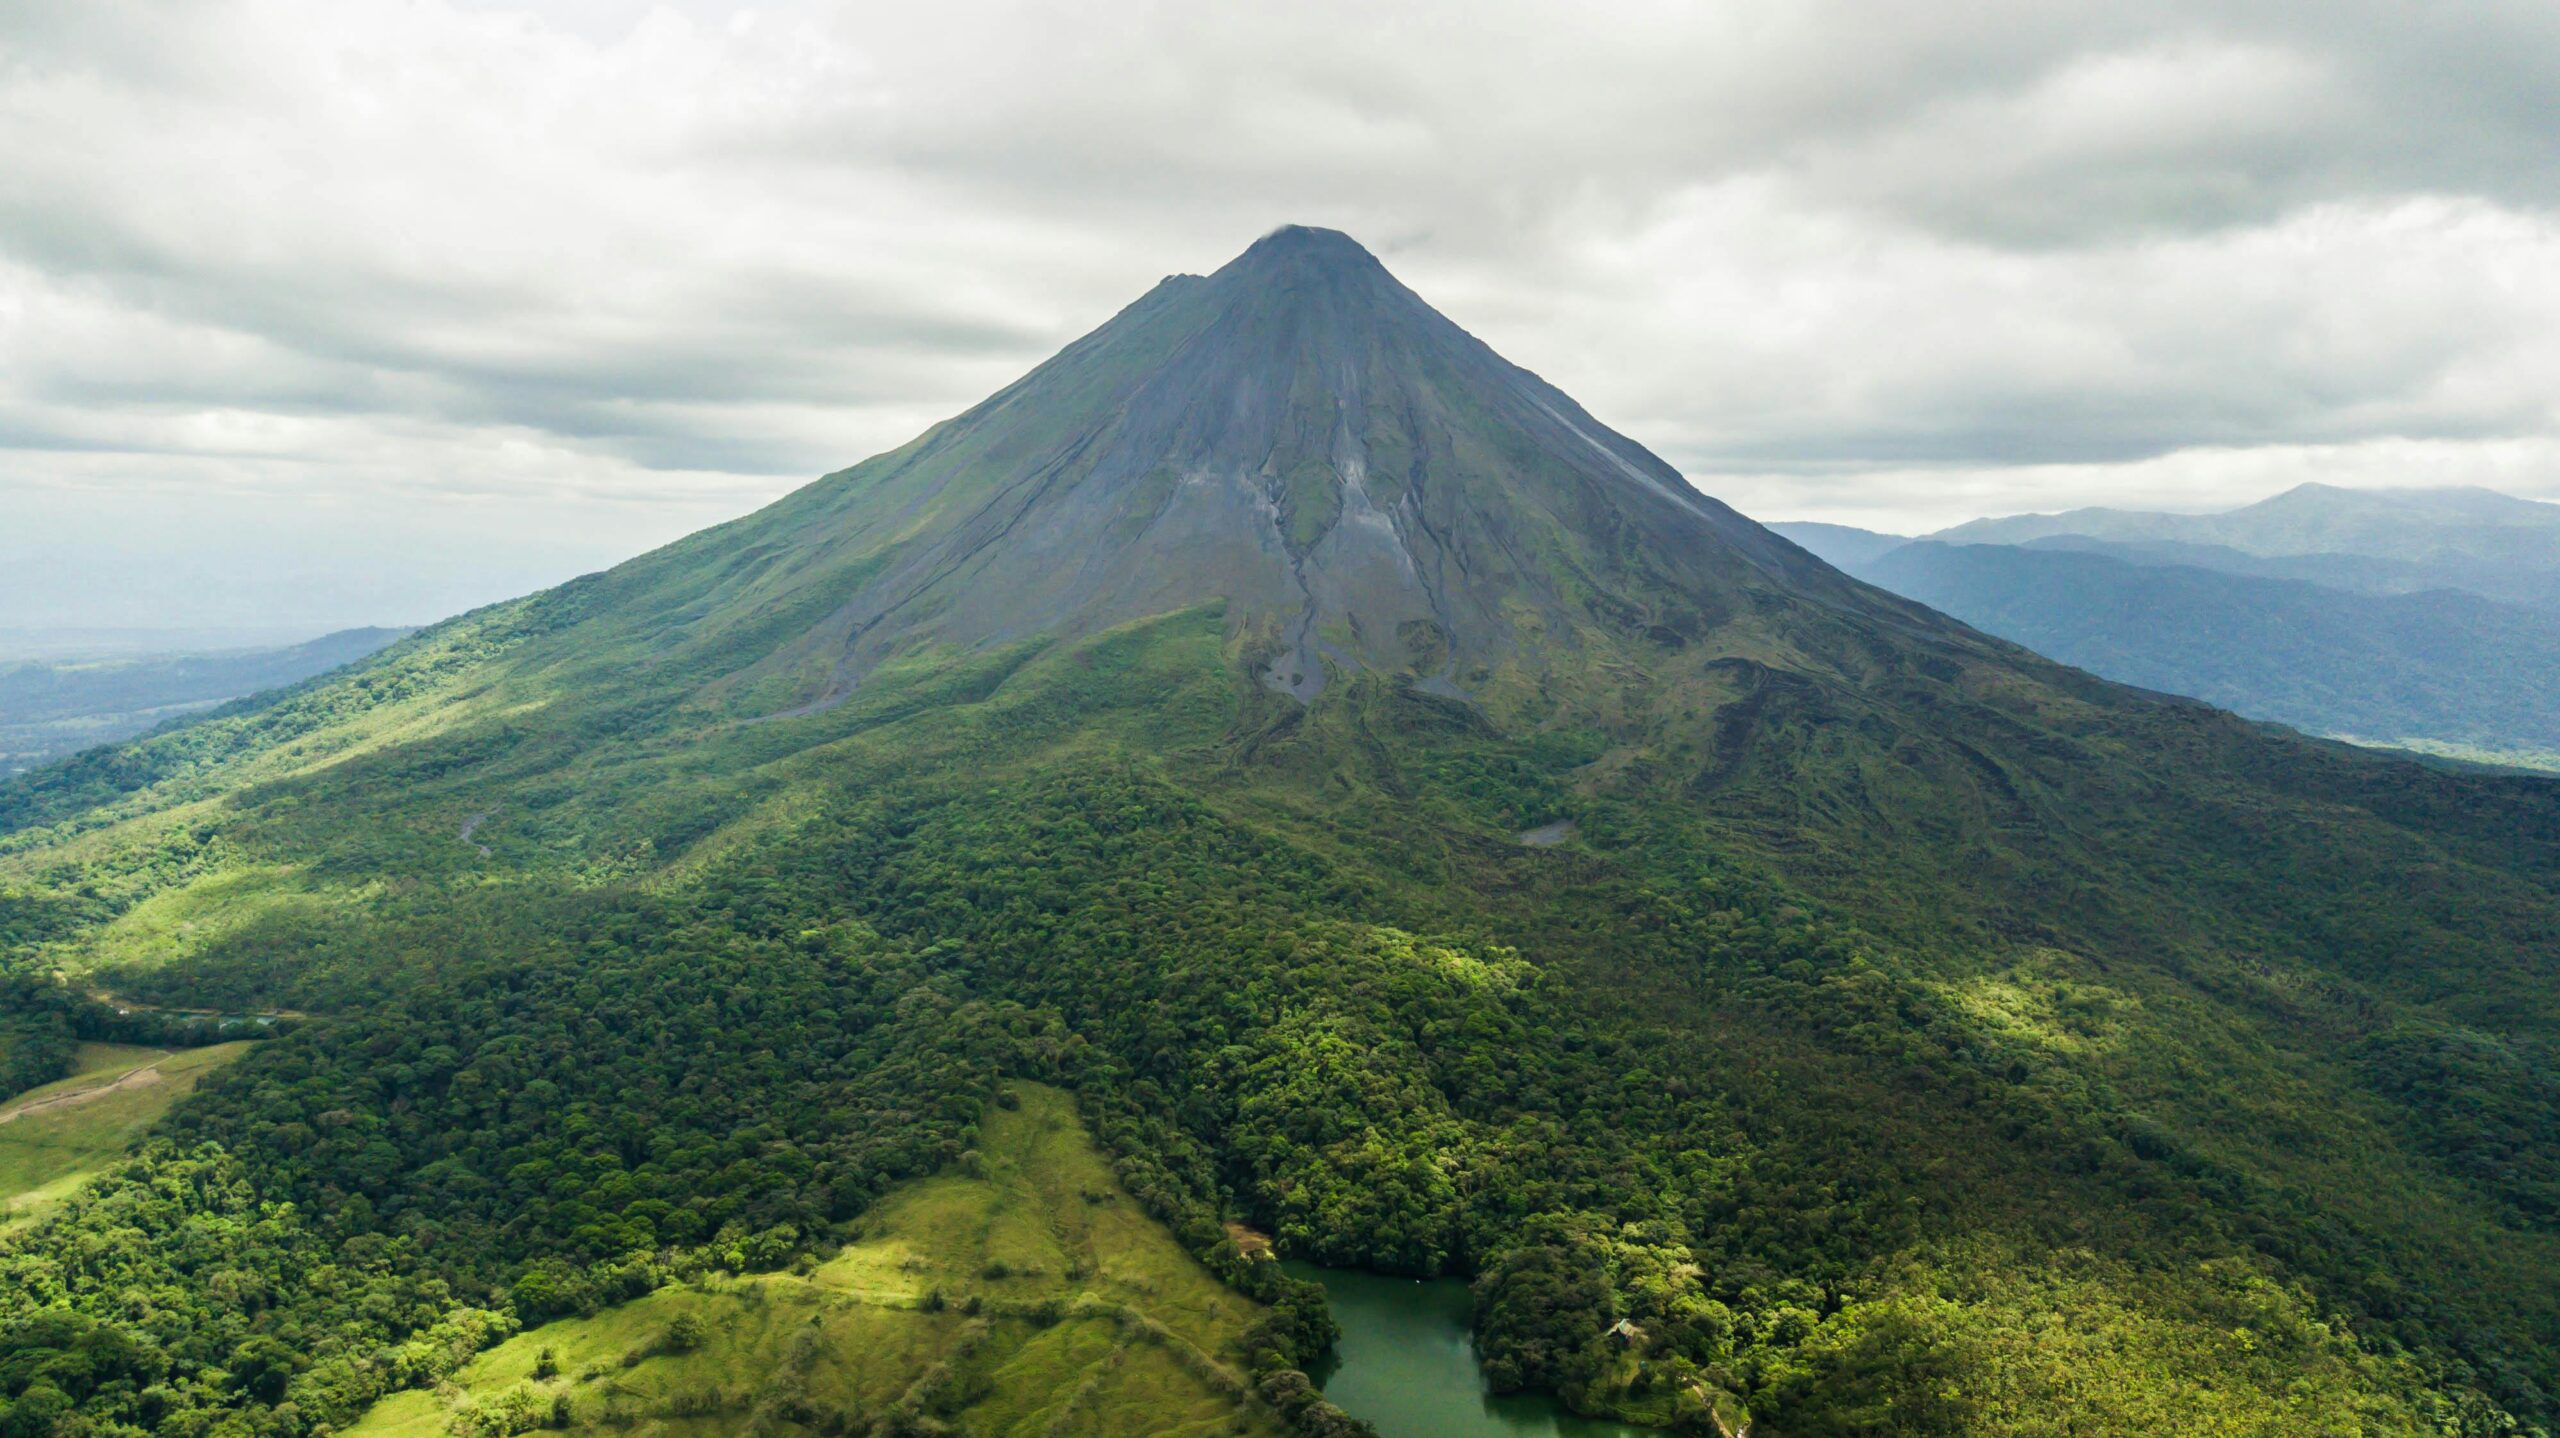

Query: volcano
left=4, top=228, right=2556, bottom=1437
left=615, top=225, right=1963, bottom=719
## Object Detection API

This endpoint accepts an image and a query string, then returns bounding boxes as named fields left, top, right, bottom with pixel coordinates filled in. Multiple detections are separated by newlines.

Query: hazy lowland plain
left=0, top=629, right=409, bottom=776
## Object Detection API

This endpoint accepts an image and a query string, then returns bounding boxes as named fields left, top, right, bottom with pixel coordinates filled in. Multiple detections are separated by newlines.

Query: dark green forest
left=0, top=976, right=269, bottom=1096
left=0, top=598, right=2553, bottom=1435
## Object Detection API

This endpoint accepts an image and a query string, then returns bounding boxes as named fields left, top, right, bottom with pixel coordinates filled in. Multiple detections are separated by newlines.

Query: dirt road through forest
left=0, top=1055, right=169, bottom=1126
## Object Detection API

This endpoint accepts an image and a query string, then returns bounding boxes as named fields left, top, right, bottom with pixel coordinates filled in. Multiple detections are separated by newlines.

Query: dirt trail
left=459, top=811, right=492, bottom=856
left=0, top=1056, right=169, bottom=1126
left=90, top=992, right=309, bottom=1023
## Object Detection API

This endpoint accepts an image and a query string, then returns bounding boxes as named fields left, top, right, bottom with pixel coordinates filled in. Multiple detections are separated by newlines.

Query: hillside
left=1772, top=529, right=2560, bottom=766
left=0, top=1040, right=253, bottom=1229
left=349, top=1083, right=1284, bottom=1438
left=0, top=626, right=410, bottom=774
left=1932, top=483, right=2560, bottom=609
left=0, top=228, right=2555, bottom=1437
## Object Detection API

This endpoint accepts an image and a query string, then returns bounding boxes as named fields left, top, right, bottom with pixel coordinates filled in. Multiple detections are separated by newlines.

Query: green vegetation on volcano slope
left=0, top=1040, right=251, bottom=1228
left=0, top=598, right=2552, bottom=1436
left=0, top=967, right=272, bottom=1110
left=348, top=1082, right=1288, bottom=1438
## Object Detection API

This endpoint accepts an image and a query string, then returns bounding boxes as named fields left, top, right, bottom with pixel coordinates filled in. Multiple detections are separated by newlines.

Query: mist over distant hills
left=1933, top=482, right=2560, bottom=610
left=1777, top=482, right=2560, bottom=766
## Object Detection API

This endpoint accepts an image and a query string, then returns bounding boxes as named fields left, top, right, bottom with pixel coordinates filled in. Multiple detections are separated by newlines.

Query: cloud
left=2, top=0, right=2558, bottom=624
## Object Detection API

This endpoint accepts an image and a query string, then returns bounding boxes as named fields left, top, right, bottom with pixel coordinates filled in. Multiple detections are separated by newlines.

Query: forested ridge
left=1, top=228, right=2555, bottom=1437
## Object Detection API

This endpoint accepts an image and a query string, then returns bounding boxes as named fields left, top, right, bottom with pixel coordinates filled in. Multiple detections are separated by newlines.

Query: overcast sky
left=6, top=1, right=2560, bottom=632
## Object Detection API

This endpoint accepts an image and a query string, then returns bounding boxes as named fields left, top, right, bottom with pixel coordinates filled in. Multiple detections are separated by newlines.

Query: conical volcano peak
left=727, top=225, right=1852, bottom=714
left=1206, top=226, right=1415, bottom=327
left=1226, top=223, right=1388, bottom=276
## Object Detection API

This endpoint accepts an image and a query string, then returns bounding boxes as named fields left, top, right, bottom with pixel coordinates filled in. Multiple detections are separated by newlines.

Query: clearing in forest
left=348, top=1082, right=1286, bottom=1438
left=0, top=1041, right=255, bottom=1228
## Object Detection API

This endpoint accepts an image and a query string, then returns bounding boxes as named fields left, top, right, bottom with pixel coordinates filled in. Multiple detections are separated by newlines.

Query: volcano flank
left=675, top=225, right=1909, bottom=714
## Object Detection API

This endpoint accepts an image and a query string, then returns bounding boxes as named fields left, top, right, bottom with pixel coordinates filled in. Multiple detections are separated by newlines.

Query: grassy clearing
left=74, top=861, right=333, bottom=974
left=349, top=1082, right=1283, bottom=1438
left=61, top=1041, right=165, bottom=1079
left=0, top=1040, right=252, bottom=1228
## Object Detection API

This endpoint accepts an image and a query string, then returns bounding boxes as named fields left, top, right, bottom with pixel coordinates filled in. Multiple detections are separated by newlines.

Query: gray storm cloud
left=2, top=0, right=2557, bottom=628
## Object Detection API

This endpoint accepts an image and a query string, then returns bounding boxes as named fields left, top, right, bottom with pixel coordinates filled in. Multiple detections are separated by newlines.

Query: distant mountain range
left=1939, top=482, right=2560, bottom=610
left=0, top=627, right=410, bottom=773
left=1775, top=482, right=2560, bottom=766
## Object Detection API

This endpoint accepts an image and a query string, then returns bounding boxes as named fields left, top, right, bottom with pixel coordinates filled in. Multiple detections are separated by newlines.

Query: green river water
left=1285, top=1262, right=1658, bottom=1438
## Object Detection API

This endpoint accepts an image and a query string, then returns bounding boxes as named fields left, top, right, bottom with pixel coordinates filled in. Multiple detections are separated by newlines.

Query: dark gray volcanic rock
left=675, top=226, right=1878, bottom=713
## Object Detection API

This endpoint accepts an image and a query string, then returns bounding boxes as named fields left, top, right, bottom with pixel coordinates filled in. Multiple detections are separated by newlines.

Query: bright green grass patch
left=1278, top=460, right=1342, bottom=554
left=0, top=1040, right=252, bottom=1228
left=69, top=861, right=335, bottom=975
left=348, top=1082, right=1283, bottom=1438
left=61, top=1041, right=162, bottom=1078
